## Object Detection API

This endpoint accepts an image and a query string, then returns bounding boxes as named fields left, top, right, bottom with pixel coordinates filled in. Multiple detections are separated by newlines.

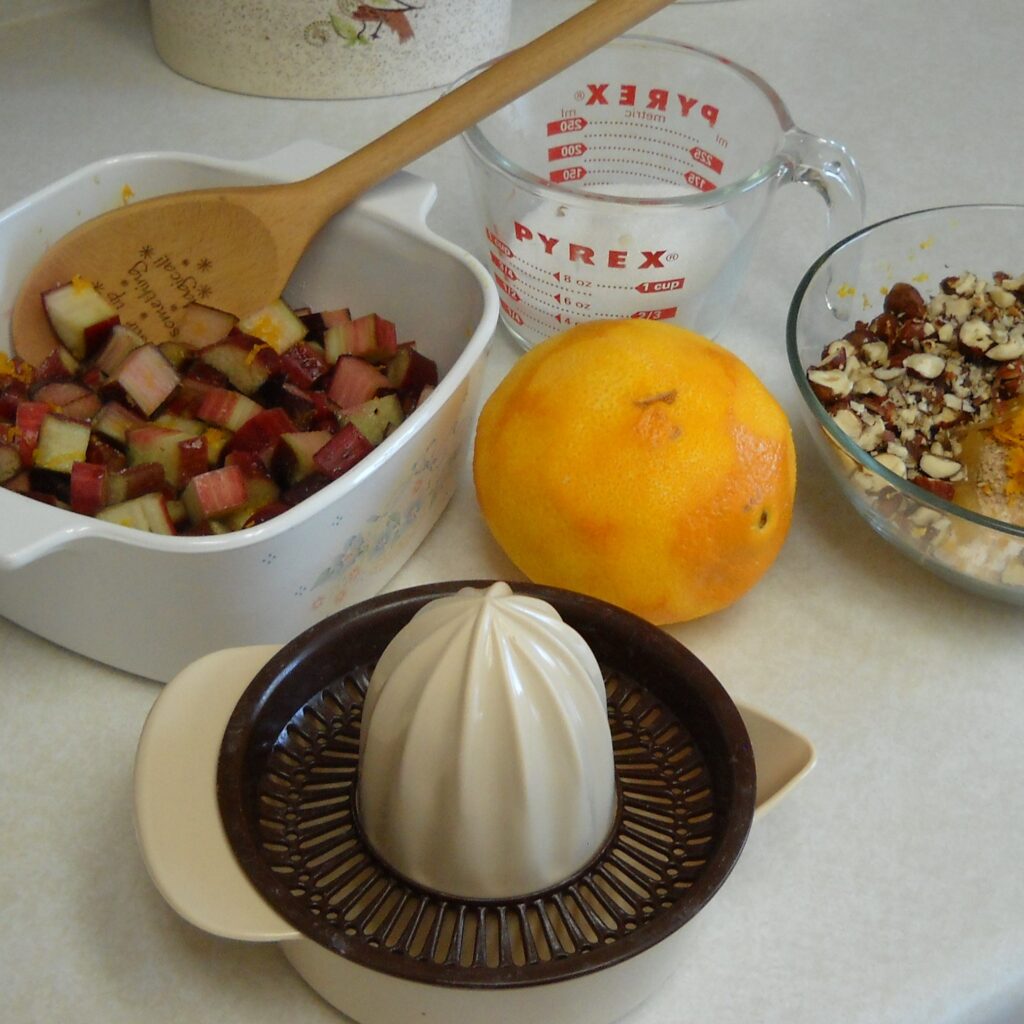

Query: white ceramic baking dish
left=0, top=141, right=498, bottom=680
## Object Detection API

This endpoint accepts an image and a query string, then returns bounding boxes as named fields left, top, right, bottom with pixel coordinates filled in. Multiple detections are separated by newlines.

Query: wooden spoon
left=12, top=0, right=675, bottom=365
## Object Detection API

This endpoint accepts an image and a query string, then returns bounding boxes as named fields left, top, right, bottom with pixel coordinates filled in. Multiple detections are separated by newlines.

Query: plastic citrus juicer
left=134, top=582, right=771, bottom=1024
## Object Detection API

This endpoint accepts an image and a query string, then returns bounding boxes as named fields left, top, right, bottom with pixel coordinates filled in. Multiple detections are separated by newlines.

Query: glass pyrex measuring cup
left=456, top=36, right=865, bottom=350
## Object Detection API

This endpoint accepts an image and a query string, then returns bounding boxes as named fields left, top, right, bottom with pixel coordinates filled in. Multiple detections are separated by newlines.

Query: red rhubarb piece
left=327, top=356, right=390, bottom=413
left=313, top=421, right=374, bottom=479
left=182, top=464, right=248, bottom=524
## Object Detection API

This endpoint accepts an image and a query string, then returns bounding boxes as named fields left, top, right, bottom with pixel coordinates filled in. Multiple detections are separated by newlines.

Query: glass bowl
left=787, top=204, right=1024, bottom=603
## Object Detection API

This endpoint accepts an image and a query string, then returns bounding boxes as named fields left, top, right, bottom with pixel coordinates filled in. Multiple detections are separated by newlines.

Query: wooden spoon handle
left=296, top=0, right=676, bottom=224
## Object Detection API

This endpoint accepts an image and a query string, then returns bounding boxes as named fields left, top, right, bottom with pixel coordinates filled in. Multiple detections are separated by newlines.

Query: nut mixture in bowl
left=788, top=204, right=1024, bottom=599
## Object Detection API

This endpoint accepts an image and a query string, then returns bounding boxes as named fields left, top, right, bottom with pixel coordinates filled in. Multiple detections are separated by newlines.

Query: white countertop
left=2, top=2, right=1023, bottom=1022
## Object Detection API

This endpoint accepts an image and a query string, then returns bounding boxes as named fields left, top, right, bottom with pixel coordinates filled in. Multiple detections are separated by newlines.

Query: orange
left=472, top=320, right=796, bottom=624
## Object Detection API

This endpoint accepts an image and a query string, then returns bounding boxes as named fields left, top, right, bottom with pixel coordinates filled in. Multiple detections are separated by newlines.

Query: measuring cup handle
left=782, top=129, right=866, bottom=248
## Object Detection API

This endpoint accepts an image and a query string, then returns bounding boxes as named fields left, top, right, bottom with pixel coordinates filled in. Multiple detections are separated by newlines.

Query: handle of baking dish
left=0, top=490, right=100, bottom=570
left=133, top=644, right=301, bottom=943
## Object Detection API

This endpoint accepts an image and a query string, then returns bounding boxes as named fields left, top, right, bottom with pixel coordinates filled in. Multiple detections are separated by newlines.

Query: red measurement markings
left=684, top=170, right=716, bottom=192
left=546, top=116, right=588, bottom=136
left=548, top=142, right=588, bottom=162
left=549, top=166, right=587, bottom=184
left=631, top=307, right=678, bottom=320
left=499, top=297, right=524, bottom=325
left=636, top=277, right=685, bottom=294
left=688, top=146, right=724, bottom=174
left=494, top=274, right=521, bottom=302
left=490, top=251, right=517, bottom=281
left=485, top=227, right=513, bottom=259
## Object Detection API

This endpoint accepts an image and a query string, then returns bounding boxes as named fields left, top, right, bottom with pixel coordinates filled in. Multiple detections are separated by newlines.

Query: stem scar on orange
left=473, top=320, right=797, bottom=624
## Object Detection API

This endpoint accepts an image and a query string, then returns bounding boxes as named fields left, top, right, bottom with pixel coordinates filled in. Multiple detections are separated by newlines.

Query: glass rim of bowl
left=786, top=201, right=1024, bottom=541
left=452, top=34, right=793, bottom=211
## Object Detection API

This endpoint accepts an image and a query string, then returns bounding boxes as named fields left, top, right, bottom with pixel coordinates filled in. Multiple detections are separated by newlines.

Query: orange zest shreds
left=245, top=341, right=273, bottom=365
left=0, top=352, right=35, bottom=384
left=121, top=184, right=135, bottom=205
left=71, top=274, right=91, bottom=292
left=2, top=424, right=20, bottom=443
left=992, top=408, right=1024, bottom=495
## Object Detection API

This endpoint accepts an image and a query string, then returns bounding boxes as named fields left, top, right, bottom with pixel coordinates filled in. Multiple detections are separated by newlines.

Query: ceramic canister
left=149, top=0, right=512, bottom=99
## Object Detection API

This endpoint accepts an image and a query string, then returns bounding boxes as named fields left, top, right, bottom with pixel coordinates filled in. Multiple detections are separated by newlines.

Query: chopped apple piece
left=115, top=344, right=180, bottom=416
left=346, top=393, right=404, bottom=446
left=92, top=401, right=146, bottom=445
left=224, top=470, right=281, bottom=531
left=126, top=425, right=208, bottom=489
left=272, top=429, right=332, bottom=485
left=237, top=299, right=306, bottom=354
left=176, top=302, right=237, bottom=349
left=387, top=343, right=439, bottom=407
left=0, top=442, right=21, bottom=484
left=33, top=414, right=91, bottom=473
left=198, top=332, right=282, bottom=395
left=42, top=277, right=119, bottom=359
left=182, top=464, right=248, bottom=524
left=97, top=492, right=176, bottom=534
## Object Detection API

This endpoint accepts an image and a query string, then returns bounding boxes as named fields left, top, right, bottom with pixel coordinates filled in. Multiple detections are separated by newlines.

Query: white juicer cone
left=357, top=581, right=617, bottom=899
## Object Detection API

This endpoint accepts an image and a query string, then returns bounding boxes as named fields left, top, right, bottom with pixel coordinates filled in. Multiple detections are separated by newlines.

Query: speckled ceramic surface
left=149, top=0, right=512, bottom=99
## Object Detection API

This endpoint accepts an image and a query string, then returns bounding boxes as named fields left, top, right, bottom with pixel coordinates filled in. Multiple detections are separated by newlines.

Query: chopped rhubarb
left=196, top=387, right=263, bottom=432
left=327, top=356, right=390, bottom=412
left=237, top=299, right=306, bottom=354
left=42, top=277, right=119, bottom=359
left=115, top=344, right=180, bottom=416
left=27, top=467, right=72, bottom=504
left=0, top=378, right=30, bottom=421
left=11, top=284, right=434, bottom=534
left=15, top=401, right=50, bottom=464
left=94, top=325, right=144, bottom=376
left=313, top=421, right=374, bottom=479
left=324, top=313, right=398, bottom=364
left=33, top=414, right=91, bottom=473
left=176, top=302, right=237, bottom=349
left=182, top=464, right=248, bottom=524
left=104, top=462, right=166, bottom=505
left=85, top=435, right=128, bottom=470
left=70, top=461, right=107, bottom=516
left=32, top=381, right=101, bottom=422
left=226, top=407, right=297, bottom=461
left=279, top=341, right=329, bottom=390
left=35, top=345, right=78, bottom=382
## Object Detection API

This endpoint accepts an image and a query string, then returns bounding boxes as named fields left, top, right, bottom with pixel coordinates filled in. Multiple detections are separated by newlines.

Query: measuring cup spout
left=782, top=129, right=866, bottom=251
